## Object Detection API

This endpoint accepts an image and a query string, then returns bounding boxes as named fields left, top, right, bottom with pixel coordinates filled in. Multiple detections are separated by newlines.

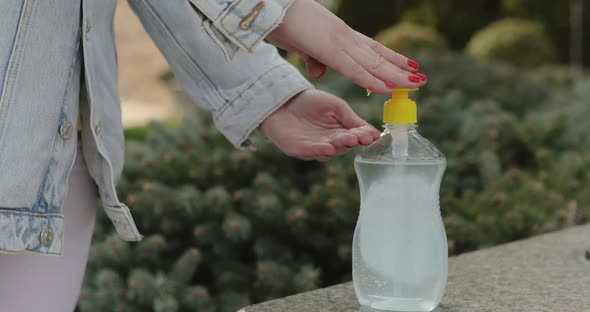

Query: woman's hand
left=260, top=89, right=381, bottom=161
left=267, top=0, right=427, bottom=94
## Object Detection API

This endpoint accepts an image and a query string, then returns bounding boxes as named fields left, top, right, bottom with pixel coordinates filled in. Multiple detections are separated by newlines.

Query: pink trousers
left=0, top=136, right=98, bottom=312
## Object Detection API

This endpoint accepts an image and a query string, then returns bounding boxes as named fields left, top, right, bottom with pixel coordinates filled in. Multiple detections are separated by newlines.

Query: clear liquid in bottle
left=352, top=89, right=448, bottom=312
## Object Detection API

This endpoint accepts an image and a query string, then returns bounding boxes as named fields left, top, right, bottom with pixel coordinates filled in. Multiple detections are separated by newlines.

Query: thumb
left=303, top=55, right=327, bottom=79
left=335, top=100, right=381, bottom=139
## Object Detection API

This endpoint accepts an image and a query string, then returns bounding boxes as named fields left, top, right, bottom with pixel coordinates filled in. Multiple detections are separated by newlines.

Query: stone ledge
left=240, top=224, right=590, bottom=312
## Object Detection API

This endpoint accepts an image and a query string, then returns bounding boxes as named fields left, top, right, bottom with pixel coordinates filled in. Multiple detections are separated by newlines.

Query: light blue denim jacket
left=0, top=0, right=312, bottom=255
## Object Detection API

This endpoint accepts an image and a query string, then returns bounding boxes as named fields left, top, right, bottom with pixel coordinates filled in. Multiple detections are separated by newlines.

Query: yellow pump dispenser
left=383, top=88, right=418, bottom=124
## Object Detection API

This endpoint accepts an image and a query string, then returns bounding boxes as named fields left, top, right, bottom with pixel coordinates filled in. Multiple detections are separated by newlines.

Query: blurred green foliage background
left=78, top=1, right=589, bottom=311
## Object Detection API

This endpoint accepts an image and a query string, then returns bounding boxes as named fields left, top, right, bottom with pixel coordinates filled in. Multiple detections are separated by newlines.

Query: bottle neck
left=383, top=123, right=417, bottom=131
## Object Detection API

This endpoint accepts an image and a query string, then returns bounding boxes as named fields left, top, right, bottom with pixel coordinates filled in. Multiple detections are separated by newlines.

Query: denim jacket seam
left=0, top=248, right=61, bottom=256
left=81, top=59, right=142, bottom=241
left=103, top=202, right=127, bottom=209
left=214, top=61, right=286, bottom=118
left=190, top=0, right=294, bottom=52
left=0, top=209, right=64, bottom=219
left=139, top=0, right=228, bottom=106
left=0, top=0, right=36, bottom=156
left=80, top=17, right=113, bottom=202
left=187, top=0, right=222, bottom=22
left=217, top=0, right=295, bottom=51
left=214, top=62, right=313, bottom=147
left=36, top=41, right=82, bottom=211
left=236, top=83, right=311, bottom=145
left=200, top=20, right=238, bottom=62
left=0, top=0, right=35, bottom=101
left=81, top=36, right=115, bottom=213
left=0, top=1, right=27, bottom=103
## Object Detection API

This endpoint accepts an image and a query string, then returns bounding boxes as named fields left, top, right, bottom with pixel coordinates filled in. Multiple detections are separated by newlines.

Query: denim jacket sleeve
left=128, top=0, right=312, bottom=148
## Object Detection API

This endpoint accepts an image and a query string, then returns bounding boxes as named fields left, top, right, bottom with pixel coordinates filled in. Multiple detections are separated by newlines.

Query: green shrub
left=500, top=0, right=590, bottom=65
left=466, top=18, right=556, bottom=67
left=80, top=56, right=590, bottom=311
left=124, top=126, right=150, bottom=142
left=526, top=79, right=590, bottom=151
left=527, top=65, right=584, bottom=88
left=124, top=120, right=179, bottom=143
left=400, top=2, right=438, bottom=29
left=374, top=23, right=448, bottom=54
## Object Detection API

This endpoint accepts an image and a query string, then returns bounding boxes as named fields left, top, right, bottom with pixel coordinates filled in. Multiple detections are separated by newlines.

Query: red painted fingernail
left=416, top=73, right=427, bottom=81
left=315, top=66, right=327, bottom=79
left=385, top=82, right=395, bottom=89
left=407, top=59, right=419, bottom=69
left=408, top=75, right=421, bottom=83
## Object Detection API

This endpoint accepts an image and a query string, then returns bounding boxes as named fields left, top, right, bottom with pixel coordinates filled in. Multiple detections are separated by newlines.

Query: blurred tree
left=467, top=19, right=556, bottom=67
left=430, top=0, right=502, bottom=49
left=500, top=0, right=589, bottom=64
left=336, top=0, right=589, bottom=66
left=400, top=2, right=438, bottom=28
left=374, top=23, right=447, bottom=54
left=337, top=0, right=411, bottom=37
left=337, top=0, right=501, bottom=49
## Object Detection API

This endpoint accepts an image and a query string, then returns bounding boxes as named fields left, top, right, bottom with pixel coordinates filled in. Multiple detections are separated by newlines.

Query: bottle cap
left=383, top=88, right=418, bottom=124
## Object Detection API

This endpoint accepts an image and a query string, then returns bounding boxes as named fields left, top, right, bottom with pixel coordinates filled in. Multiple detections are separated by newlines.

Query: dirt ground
left=114, top=1, right=178, bottom=126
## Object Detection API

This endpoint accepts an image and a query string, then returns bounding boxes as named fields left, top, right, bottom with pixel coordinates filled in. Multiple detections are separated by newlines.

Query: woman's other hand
left=260, top=89, right=381, bottom=161
left=266, top=0, right=427, bottom=94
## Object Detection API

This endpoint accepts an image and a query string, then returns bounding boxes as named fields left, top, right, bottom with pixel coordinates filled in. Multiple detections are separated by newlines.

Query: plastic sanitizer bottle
left=352, top=89, right=448, bottom=311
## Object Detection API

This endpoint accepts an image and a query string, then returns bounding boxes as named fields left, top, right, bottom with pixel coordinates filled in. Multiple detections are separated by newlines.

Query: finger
left=329, top=50, right=391, bottom=94
left=357, top=31, right=420, bottom=72
left=316, top=156, right=333, bottom=163
left=348, top=127, right=375, bottom=146
left=335, top=147, right=353, bottom=156
left=329, top=132, right=359, bottom=149
left=330, top=98, right=370, bottom=128
left=370, top=127, right=381, bottom=140
left=312, top=142, right=337, bottom=158
left=357, top=125, right=382, bottom=141
left=303, top=55, right=327, bottom=79
left=347, top=37, right=425, bottom=90
left=294, top=141, right=336, bottom=160
left=334, top=102, right=381, bottom=138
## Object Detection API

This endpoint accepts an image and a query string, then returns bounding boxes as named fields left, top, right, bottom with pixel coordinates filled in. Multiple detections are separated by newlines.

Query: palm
left=260, top=89, right=380, bottom=161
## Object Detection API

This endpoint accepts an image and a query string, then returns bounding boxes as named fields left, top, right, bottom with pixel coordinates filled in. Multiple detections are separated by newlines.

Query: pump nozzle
left=383, top=88, right=418, bottom=124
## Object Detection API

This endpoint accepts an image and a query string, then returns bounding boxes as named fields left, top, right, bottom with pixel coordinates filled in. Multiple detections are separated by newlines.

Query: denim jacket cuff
left=214, top=62, right=313, bottom=149
left=189, top=0, right=294, bottom=52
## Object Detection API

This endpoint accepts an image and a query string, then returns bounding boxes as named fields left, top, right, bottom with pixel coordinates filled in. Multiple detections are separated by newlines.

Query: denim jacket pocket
left=188, top=1, right=240, bottom=62
left=201, top=19, right=240, bottom=62
left=188, top=0, right=293, bottom=52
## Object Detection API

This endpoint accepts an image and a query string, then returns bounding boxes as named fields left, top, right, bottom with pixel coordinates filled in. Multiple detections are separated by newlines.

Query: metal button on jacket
left=40, top=228, right=54, bottom=247
left=95, top=122, right=102, bottom=135
left=59, top=121, right=73, bottom=140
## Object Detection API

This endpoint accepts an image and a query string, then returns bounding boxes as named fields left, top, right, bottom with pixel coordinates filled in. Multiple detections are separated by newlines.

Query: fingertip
left=311, top=142, right=337, bottom=158
left=408, top=74, right=421, bottom=83
left=359, top=134, right=373, bottom=145
left=344, top=136, right=359, bottom=148
left=366, top=84, right=393, bottom=95
left=322, top=145, right=337, bottom=158
left=310, top=64, right=327, bottom=79
left=305, top=56, right=327, bottom=79
left=407, top=58, right=419, bottom=71
left=361, top=125, right=381, bottom=138
left=372, top=130, right=381, bottom=140
left=330, top=133, right=359, bottom=149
